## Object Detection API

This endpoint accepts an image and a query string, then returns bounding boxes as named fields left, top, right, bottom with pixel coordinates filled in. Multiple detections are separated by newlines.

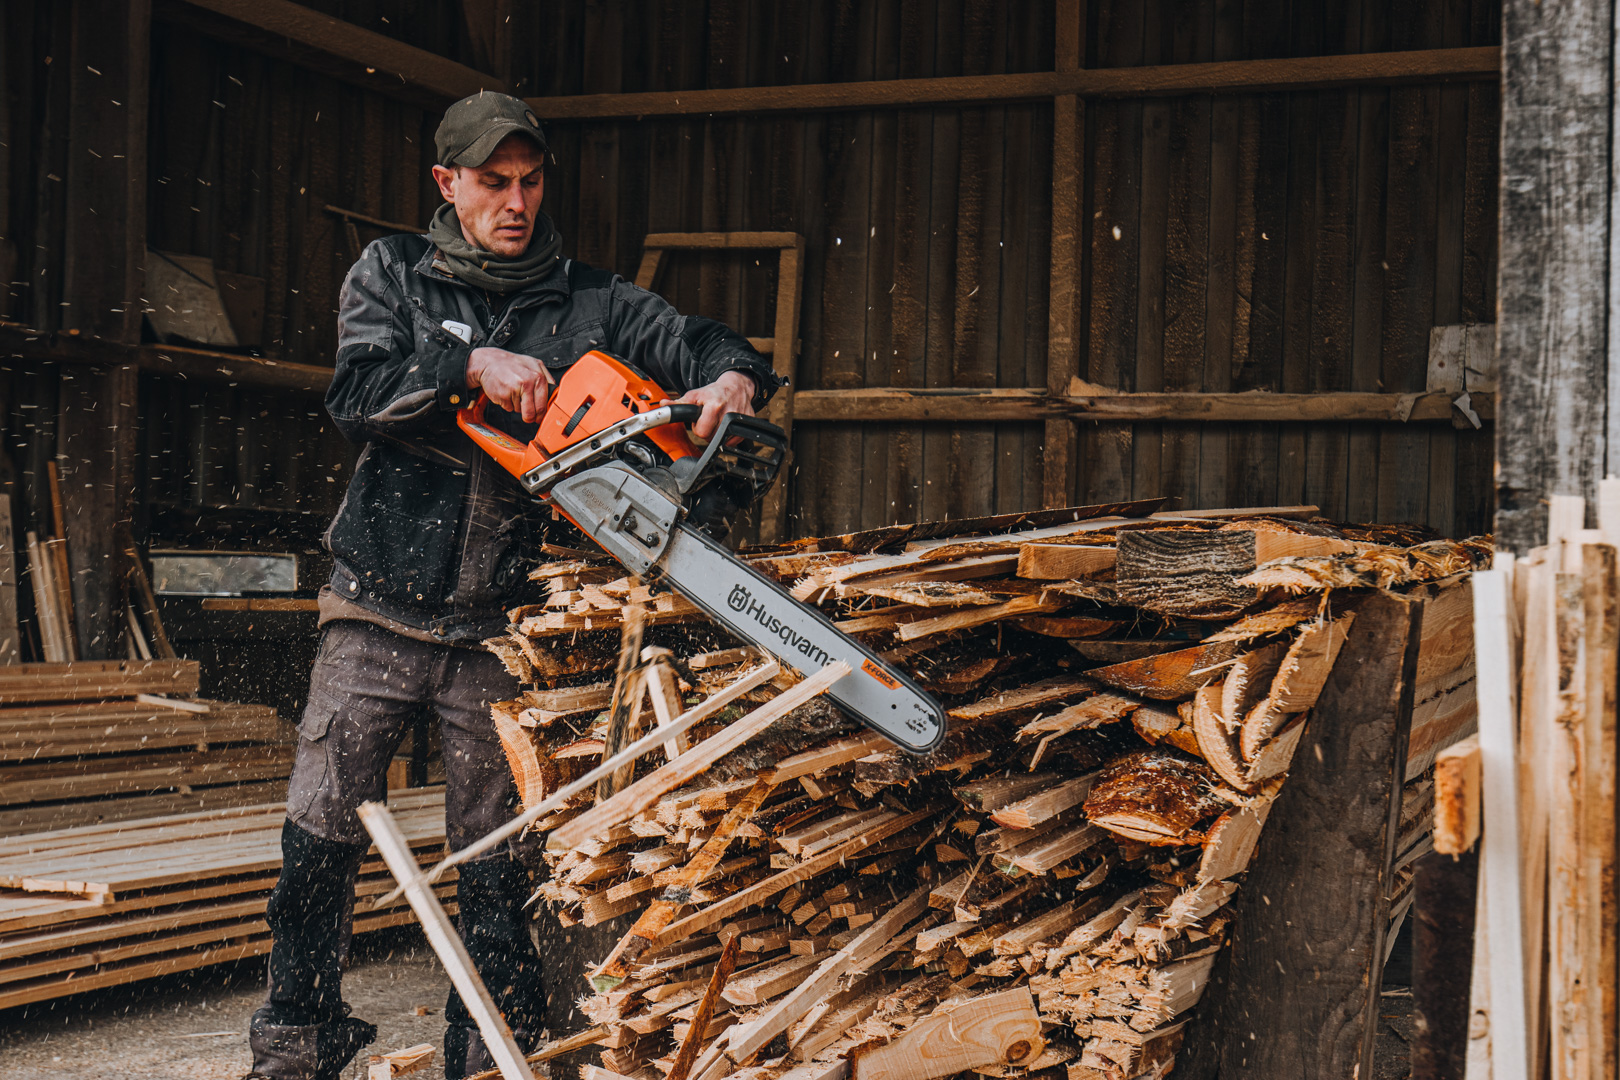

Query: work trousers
left=286, top=619, right=518, bottom=849
left=257, top=619, right=543, bottom=1077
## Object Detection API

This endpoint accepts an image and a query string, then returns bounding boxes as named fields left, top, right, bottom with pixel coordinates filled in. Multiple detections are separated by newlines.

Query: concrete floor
left=0, top=928, right=453, bottom=1080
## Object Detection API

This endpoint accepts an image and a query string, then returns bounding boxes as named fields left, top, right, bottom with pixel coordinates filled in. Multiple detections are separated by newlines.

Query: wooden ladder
left=633, top=231, right=805, bottom=544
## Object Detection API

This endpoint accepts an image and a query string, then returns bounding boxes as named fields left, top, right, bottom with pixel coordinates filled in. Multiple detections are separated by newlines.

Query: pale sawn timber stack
left=0, top=788, right=454, bottom=1011
left=0, top=659, right=295, bottom=836
left=1437, top=488, right=1620, bottom=1079
left=482, top=503, right=1484, bottom=1080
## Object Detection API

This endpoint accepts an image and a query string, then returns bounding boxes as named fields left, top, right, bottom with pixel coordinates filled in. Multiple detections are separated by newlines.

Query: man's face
left=432, top=135, right=546, bottom=257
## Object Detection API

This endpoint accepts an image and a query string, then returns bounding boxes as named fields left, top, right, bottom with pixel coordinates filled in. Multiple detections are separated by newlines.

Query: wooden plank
left=1188, top=590, right=1423, bottom=1078
left=359, top=802, right=535, bottom=1080
left=1469, top=564, right=1530, bottom=1079
left=525, top=48, right=1501, bottom=120
left=125, top=535, right=177, bottom=659
left=2, top=323, right=1505, bottom=422
left=25, top=534, right=67, bottom=664
left=0, top=659, right=199, bottom=703
left=756, top=236, right=805, bottom=543
left=642, top=232, right=802, bottom=250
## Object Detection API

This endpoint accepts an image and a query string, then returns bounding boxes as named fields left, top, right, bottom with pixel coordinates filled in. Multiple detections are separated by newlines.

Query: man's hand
left=676, top=371, right=758, bottom=440
left=468, top=347, right=554, bottom=423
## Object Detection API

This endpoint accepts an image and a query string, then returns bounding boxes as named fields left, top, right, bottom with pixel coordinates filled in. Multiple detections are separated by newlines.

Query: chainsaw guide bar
left=549, top=465, right=946, bottom=753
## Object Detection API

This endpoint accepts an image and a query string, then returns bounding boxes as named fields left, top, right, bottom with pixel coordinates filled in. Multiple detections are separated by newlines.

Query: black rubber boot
left=442, top=857, right=545, bottom=1079
left=245, top=1009, right=377, bottom=1080
left=246, top=821, right=373, bottom=1079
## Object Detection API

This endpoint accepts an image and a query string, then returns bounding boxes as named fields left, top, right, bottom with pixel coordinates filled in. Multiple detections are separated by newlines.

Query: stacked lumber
left=1446, top=489, right=1620, bottom=1080
left=0, top=788, right=453, bottom=1010
left=0, top=660, right=293, bottom=836
left=482, top=503, right=1485, bottom=1080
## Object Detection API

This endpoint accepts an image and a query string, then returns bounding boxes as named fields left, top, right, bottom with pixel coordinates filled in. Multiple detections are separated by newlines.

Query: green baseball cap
left=435, top=91, right=548, bottom=168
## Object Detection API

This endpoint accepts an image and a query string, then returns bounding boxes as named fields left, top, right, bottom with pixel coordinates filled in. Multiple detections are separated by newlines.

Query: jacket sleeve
left=603, top=277, right=785, bottom=409
left=326, top=240, right=473, bottom=443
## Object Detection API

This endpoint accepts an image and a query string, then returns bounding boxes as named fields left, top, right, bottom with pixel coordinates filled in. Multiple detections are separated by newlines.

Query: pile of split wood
left=484, top=503, right=1484, bottom=1080
left=0, top=659, right=294, bottom=836
left=0, top=788, right=452, bottom=1010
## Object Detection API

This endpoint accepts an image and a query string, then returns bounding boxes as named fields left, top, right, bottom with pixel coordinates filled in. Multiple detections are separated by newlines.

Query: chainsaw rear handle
left=455, top=391, right=544, bottom=479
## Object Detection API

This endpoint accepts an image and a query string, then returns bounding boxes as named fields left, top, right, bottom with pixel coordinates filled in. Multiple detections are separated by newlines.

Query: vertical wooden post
left=1043, top=0, right=1085, bottom=509
left=757, top=237, right=804, bottom=543
left=1178, top=590, right=1424, bottom=1079
left=1495, top=0, right=1613, bottom=552
left=57, top=0, right=148, bottom=658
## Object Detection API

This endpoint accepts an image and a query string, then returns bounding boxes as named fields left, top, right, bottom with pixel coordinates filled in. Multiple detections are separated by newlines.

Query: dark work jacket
left=324, top=233, right=782, bottom=643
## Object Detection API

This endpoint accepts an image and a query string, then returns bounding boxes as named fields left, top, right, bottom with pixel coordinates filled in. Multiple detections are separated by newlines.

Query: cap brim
left=450, top=122, right=548, bottom=168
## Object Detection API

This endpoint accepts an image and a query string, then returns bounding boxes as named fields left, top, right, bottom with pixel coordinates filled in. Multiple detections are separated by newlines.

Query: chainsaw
left=456, top=349, right=945, bottom=753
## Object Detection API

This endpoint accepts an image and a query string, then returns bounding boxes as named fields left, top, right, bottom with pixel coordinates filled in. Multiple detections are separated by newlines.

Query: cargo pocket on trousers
left=286, top=693, right=339, bottom=822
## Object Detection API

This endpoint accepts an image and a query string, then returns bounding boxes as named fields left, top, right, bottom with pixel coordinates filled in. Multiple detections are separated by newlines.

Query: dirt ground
left=0, top=921, right=1417, bottom=1080
left=0, top=928, right=453, bottom=1080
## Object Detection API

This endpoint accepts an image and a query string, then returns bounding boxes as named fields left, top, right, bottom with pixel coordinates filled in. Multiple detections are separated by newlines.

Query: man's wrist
left=466, top=346, right=493, bottom=389
left=719, top=369, right=758, bottom=395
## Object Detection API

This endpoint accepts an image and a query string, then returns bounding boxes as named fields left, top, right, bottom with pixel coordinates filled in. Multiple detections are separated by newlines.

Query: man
left=246, top=92, right=782, bottom=1080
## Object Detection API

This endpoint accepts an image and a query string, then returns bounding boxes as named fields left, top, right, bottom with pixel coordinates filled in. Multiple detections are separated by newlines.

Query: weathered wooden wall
left=1, top=0, right=1502, bottom=600
left=528, top=0, right=1501, bottom=540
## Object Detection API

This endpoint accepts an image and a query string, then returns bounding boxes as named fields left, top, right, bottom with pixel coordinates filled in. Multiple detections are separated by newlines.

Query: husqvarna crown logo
left=723, top=582, right=832, bottom=667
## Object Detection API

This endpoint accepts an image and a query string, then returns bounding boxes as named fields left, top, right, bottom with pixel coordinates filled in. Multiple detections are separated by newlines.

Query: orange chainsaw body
left=455, top=349, right=701, bottom=482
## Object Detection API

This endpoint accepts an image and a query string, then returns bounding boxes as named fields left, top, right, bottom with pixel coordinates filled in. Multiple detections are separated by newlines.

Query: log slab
left=1175, top=590, right=1423, bottom=1080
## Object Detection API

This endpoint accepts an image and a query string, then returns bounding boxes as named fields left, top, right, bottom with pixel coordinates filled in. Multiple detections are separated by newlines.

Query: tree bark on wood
left=1495, top=0, right=1613, bottom=551
left=1175, top=590, right=1424, bottom=1080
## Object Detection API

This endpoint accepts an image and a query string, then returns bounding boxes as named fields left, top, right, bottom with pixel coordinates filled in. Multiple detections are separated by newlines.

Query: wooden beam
left=643, top=232, right=802, bottom=249
left=160, top=0, right=508, bottom=104
left=1496, top=0, right=1611, bottom=552
left=791, top=388, right=1495, bottom=423
left=138, top=345, right=337, bottom=394
left=0, top=323, right=335, bottom=395
left=1, top=321, right=1500, bottom=424
left=527, top=47, right=1498, bottom=121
